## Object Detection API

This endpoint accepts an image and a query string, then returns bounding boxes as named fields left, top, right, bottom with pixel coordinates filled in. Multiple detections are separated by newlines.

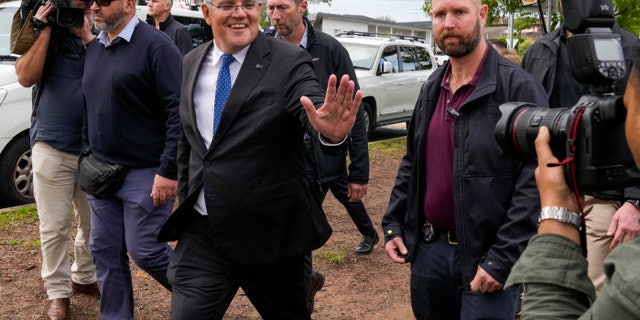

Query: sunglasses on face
left=92, top=0, right=119, bottom=7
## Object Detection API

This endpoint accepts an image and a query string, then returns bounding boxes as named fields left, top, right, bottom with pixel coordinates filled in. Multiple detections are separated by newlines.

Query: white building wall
left=320, top=18, right=368, bottom=36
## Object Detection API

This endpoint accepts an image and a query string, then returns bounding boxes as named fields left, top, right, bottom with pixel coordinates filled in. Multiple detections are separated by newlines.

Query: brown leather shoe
left=71, top=281, right=101, bottom=299
left=46, top=298, right=69, bottom=320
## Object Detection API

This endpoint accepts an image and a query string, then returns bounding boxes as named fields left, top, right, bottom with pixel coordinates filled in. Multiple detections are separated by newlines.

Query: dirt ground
left=0, top=135, right=413, bottom=320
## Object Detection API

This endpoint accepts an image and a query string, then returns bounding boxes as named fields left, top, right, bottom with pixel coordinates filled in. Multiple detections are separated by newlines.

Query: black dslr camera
left=30, top=0, right=91, bottom=28
left=495, top=0, right=640, bottom=192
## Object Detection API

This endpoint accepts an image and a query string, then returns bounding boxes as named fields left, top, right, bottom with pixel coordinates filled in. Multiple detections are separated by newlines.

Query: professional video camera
left=28, top=0, right=91, bottom=28
left=495, top=0, right=640, bottom=192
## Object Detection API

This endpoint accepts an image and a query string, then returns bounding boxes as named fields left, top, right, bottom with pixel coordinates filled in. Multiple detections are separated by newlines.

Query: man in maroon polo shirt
left=381, top=0, right=548, bottom=318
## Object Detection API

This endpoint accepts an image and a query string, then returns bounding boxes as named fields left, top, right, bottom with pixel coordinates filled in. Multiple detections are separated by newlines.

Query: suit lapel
left=186, top=42, right=213, bottom=158
left=207, top=34, right=271, bottom=153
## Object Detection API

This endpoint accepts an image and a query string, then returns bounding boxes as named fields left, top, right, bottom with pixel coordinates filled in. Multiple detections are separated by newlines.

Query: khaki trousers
left=32, top=142, right=96, bottom=299
left=583, top=195, right=620, bottom=294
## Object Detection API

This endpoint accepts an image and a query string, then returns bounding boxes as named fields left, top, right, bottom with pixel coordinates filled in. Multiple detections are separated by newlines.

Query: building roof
left=310, top=12, right=432, bottom=32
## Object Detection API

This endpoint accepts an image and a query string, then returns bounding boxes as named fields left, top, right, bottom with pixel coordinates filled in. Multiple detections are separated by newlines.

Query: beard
left=94, top=4, right=126, bottom=32
left=435, top=17, right=482, bottom=58
left=275, top=20, right=297, bottom=37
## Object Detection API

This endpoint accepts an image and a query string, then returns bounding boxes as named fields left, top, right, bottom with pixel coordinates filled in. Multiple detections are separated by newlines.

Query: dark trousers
left=410, top=238, right=520, bottom=320
left=167, top=216, right=310, bottom=320
left=305, top=168, right=376, bottom=296
left=310, top=168, right=376, bottom=238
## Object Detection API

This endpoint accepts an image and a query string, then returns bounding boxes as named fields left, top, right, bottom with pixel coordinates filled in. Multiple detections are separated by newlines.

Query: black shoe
left=72, top=281, right=101, bottom=299
left=306, top=270, right=325, bottom=313
left=355, top=232, right=379, bottom=255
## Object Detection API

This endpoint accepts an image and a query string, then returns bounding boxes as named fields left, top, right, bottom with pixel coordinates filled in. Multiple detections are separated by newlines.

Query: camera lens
left=495, top=102, right=569, bottom=161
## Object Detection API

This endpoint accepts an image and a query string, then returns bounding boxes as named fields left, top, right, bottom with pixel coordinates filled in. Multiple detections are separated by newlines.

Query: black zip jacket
left=303, top=18, right=369, bottom=185
left=382, top=46, right=548, bottom=286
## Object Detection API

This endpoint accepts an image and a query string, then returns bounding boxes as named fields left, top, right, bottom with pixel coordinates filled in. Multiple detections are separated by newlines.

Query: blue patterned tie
left=214, top=54, right=234, bottom=134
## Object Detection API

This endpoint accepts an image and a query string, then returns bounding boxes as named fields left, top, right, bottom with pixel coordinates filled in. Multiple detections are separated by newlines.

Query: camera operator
left=506, top=43, right=640, bottom=319
left=15, top=1, right=97, bottom=319
left=521, top=1, right=640, bottom=293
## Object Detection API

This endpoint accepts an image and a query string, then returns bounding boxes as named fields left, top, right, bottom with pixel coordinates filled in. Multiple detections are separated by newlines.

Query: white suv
left=336, top=32, right=437, bottom=136
left=0, top=0, right=209, bottom=206
left=0, top=0, right=34, bottom=206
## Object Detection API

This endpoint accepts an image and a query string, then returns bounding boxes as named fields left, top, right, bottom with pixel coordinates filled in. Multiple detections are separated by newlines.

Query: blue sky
left=307, top=0, right=430, bottom=22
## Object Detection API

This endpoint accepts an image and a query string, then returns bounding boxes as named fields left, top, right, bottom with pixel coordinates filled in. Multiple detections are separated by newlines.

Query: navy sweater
left=83, top=20, right=181, bottom=179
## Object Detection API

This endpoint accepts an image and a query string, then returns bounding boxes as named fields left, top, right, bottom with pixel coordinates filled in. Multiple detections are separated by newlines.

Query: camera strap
left=547, top=105, right=588, bottom=257
left=568, top=106, right=588, bottom=257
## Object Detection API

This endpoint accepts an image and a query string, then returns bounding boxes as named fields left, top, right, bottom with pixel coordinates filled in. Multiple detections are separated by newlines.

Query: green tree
left=422, top=0, right=523, bottom=26
left=614, top=0, right=640, bottom=36
left=514, top=15, right=537, bottom=33
left=422, top=0, right=639, bottom=36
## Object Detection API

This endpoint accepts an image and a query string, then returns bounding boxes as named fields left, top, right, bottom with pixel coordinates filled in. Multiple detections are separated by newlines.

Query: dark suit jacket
left=159, top=33, right=335, bottom=264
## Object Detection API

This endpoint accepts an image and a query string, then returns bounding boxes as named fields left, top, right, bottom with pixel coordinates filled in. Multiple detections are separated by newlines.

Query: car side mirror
left=378, top=61, right=393, bottom=75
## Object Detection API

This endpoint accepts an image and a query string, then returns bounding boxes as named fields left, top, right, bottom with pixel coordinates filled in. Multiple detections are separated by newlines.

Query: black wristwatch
left=626, top=199, right=640, bottom=210
left=32, top=17, right=49, bottom=31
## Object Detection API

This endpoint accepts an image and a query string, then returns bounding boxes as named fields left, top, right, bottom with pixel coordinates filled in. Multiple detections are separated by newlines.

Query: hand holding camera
left=33, top=0, right=53, bottom=27
left=534, top=126, right=583, bottom=212
left=31, top=0, right=92, bottom=28
left=495, top=0, right=640, bottom=194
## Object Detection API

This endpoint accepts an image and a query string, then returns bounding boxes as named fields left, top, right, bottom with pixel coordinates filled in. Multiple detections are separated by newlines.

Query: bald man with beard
left=381, top=0, right=548, bottom=318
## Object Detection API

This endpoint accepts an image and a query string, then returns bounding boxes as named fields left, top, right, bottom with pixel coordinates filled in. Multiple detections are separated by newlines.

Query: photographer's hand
left=535, top=126, right=582, bottom=244
left=73, top=14, right=95, bottom=46
left=34, top=1, right=53, bottom=25
left=607, top=203, right=640, bottom=249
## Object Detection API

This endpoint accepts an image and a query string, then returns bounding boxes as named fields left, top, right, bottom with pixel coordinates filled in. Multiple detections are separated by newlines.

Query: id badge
left=422, top=221, right=435, bottom=242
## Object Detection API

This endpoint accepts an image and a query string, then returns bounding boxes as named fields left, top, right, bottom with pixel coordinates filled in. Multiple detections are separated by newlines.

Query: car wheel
left=0, top=134, right=34, bottom=206
left=362, top=102, right=375, bottom=139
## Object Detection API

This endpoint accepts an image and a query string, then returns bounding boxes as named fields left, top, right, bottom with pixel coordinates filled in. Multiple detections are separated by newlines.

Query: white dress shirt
left=193, top=45, right=249, bottom=216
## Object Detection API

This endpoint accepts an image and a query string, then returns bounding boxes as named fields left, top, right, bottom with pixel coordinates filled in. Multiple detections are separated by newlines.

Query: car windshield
left=0, top=7, right=18, bottom=57
left=339, top=42, right=378, bottom=70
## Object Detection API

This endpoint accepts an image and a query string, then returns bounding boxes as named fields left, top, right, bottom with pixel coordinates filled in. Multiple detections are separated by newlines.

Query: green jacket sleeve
left=505, top=234, right=594, bottom=319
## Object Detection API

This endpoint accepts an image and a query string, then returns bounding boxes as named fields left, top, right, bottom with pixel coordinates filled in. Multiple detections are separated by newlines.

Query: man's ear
left=201, top=3, right=212, bottom=26
left=124, top=0, right=136, bottom=14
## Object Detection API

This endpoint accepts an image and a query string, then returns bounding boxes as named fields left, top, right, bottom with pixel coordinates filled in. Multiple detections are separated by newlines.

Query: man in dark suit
left=157, top=0, right=362, bottom=318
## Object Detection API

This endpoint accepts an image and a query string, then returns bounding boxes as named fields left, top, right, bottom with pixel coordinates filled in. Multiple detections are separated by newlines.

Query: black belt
left=437, top=229, right=458, bottom=245
left=421, top=221, right=458, bottom=245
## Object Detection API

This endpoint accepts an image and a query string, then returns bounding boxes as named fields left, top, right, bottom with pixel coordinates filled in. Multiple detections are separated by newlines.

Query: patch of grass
left=317, top=248, right=346, bottom=265
left=369, top=137, right=406, bottom=162
left=0, top=205, right=38, bottom=227
left=1, top=239, right=19, bottom=246
left=26, top=239, right=41, bottom=248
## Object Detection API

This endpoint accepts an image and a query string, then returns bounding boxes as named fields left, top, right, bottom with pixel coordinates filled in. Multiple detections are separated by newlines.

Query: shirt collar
left=440, top=44, right=489, bottom=89
left=97, top=16, right=139, bottom=47
left=213, top=44, right=250, bottom=66
left=299, top=19, right=309, bottom=49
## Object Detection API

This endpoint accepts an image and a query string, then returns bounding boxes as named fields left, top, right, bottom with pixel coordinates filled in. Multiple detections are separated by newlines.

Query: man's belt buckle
left=446, top=230, right=458, bottom=245
left=422, top=221, right=435, bottom=242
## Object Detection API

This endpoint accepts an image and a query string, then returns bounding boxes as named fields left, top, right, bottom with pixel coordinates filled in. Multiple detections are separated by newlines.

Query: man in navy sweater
left=82, top=0, right=181, bottom=318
